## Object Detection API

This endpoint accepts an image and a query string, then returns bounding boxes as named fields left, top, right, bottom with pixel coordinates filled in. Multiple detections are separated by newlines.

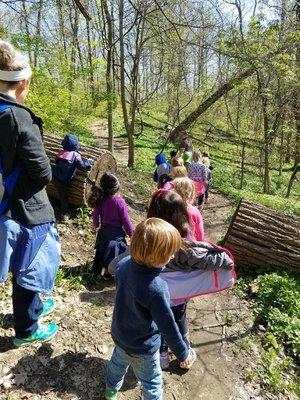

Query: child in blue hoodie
left=52, top=133, right=93, bottom=220
left=153, top=153, right=171, bottom=183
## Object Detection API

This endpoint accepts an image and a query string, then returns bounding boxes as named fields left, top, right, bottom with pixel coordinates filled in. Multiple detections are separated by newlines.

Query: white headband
left=0, top=66, right=32, bottom=82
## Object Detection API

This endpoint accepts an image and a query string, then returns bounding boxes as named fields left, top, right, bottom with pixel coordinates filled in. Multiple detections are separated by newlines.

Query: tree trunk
left=33, top=0, right=43, bottom=68
left=286, top=0, right=300, bottom=197
left=170, top=67, right=255, bottom=141
left=103, top=0, right=114, bottom=153
left=21, top=0, right=33, bottom=64
left=118, top=0, right=134, bottom=167
left=223, top=199, right=300, bottom=272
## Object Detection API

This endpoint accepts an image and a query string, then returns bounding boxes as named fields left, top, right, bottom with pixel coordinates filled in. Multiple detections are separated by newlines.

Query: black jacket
left=0, top=93, right=55, bottom=224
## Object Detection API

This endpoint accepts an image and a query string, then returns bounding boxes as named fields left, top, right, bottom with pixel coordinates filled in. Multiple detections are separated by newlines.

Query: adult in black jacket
left=0, top=40, right=60, bottom=347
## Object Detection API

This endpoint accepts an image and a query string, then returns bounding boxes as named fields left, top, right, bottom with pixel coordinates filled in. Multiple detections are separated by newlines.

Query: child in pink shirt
left=173, top=177, right=205, bottom=241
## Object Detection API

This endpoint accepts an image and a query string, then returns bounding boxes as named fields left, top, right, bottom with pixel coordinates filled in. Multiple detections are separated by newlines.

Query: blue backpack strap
left=0, top=103, right=23, bottom=215
left=0, top=104, right=12, bottom=112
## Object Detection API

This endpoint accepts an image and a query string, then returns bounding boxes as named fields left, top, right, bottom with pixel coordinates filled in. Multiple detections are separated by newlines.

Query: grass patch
left=55, top=261, right=98, bottom=291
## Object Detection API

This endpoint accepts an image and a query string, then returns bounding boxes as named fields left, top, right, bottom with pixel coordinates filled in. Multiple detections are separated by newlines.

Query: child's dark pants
left=55, top=180, right=70, bottom=218
left=160, top=302, right=189, bottom=352
left=12, top=275, right=43, bottom=338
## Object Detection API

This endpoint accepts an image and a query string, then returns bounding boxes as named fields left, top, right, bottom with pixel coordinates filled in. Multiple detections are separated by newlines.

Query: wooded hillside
left=0, top=0, right=299, bottom=203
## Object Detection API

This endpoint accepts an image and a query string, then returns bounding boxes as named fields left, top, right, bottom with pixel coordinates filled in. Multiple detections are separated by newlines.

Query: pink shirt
left=187, top=204, right=205, bottom=241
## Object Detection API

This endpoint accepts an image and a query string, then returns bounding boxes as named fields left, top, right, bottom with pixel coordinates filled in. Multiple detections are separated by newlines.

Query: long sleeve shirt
left=187, top=204, right=205, bottom=241
left=111, top=257, right=189, bottom=362
left=92, top=195, right=133, bottom=237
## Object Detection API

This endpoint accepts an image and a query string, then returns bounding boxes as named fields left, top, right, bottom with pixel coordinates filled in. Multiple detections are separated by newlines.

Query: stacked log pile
left=223, top=199, right=300, bottom=272
left=44, top=135, right=117, bottom=206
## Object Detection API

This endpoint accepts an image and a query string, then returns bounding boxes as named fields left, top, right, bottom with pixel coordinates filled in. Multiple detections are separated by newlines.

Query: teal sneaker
left=13, top=322, right=58, bottom=347
left=39, top=298, right=56, bottom=318
left=104, top=389, right=118, bottom=399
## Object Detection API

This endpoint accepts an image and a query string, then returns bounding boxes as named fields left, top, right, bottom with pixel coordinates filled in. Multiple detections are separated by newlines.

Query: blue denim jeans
left=106, top=346, right=163, bottom=400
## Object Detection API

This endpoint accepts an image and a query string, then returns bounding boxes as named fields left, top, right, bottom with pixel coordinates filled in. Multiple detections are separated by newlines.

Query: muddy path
left=0, top=121, right=272, bottom=400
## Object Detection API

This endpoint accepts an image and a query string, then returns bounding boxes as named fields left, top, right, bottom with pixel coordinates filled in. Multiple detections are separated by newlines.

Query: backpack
left=0, top=104, right=23, bottom=216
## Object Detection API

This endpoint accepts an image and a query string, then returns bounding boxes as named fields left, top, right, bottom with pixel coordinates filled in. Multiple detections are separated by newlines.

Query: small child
left=90, top=172, right=133, bottom=280
left=173, top=177, right=205, bottom=241
left=105, top=218, right=196, bottom=400
left=147, top=189, right=190, bottom=238
left=202, top=152, right=212, bottom=204
left=153, top=153, right=170, bottom=183
left=169, top=149, right=177, bottom=164
left=157, top=173, right=174, bottom=190
left=170, top=165, right=188, bottom=178
left=188, top=150, right=207, bottom=207
left=52, top=133, right=93, bottom=221
left=147, top=190, right=194, bottom=369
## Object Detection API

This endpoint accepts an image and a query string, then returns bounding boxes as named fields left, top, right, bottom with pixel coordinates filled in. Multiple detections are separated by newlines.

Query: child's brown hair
left=147, top=189, right=190, bottom=237
left=130, top=218, right=181, bottom=267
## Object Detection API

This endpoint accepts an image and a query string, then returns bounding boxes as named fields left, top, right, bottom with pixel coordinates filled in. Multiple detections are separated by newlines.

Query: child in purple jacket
left=90, top=172, right=133, bottom=280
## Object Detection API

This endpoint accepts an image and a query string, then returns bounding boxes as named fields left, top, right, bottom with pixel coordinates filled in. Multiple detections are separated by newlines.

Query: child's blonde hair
left=131, top=217, right=181, bottom=267
left=170, top=166, right=188, bottom=178
left=173, top=177, right=195, bottom=205
left=192, top=151, right=202, bottom=163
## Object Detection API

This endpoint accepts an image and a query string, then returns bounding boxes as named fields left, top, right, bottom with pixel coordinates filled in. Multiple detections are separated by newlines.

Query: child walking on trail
left=147, top=190, right=197, bottom=369
left=105, top=218, right=196, bottom=400
left=153, top=153, right=171, bottom=183
left=202, top=152, right=212, bottom=204
left=188, top=150, right=207, bottom=207
left=172, top=177, right=205, bottom=242
left=52, top=133, right=93, bottom=221
left=0, top=40, right=60, bottom=347
left=90, top=172, right=133, bottom=280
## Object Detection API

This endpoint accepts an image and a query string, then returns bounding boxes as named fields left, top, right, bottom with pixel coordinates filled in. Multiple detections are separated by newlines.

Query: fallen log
left=44, top=135, right=117, bottom=206
left=223, top=199, right=300, bottom=272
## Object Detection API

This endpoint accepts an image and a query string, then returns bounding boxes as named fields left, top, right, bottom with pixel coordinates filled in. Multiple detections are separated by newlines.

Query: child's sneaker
left=104, top=389, right=118, bottom=399
left=13, top=322, right=58, bottom=347
left=180, top=347, right=197, bottom=370
left=39, top=298, right=56, bottom=318
left=160, top=351, right=170, bottom=369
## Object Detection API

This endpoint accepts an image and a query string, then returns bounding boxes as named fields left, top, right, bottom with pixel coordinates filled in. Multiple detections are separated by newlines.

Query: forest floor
left=0, top=121, right=285, bottom=400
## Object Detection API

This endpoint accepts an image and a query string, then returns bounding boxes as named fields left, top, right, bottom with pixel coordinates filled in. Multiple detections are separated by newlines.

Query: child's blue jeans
left=106, top=345, right=162, bottom=400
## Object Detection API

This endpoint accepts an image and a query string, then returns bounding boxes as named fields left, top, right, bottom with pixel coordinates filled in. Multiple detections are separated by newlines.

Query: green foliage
left=55, top=262, right=98, bottom=291
left=235, top=270, right=300, bottom=396
left=255, top=273, right=300, bottom=359
left=76, top=207, right=92, bottom=227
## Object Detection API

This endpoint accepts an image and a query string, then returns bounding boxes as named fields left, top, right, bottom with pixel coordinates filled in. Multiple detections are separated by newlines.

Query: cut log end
left=224, top=199, right=300, bottom=272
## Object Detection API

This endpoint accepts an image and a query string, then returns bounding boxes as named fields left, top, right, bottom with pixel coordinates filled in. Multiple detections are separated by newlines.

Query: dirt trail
left=0, top=121, right=268, bottom=400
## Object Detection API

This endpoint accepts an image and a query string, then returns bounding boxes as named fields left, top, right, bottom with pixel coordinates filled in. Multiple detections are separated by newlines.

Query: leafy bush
left=254, top=272, right=300, bottom=360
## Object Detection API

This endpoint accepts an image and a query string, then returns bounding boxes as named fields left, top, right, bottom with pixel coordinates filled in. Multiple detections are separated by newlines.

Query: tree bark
left=286, top=0, right=300, bottom=197
left=224, top=199, right=300, bottom=271
left=119, top=0, right=134, bottom=167
left=103, top=0, right=114, bottom=153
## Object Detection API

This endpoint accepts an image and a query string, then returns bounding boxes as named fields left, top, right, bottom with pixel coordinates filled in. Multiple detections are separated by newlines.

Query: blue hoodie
left=155, top=153, right=166, bottom=166
left=153, top=153, right=170, bottom=182
left=61, top=134, right=80, bottom=151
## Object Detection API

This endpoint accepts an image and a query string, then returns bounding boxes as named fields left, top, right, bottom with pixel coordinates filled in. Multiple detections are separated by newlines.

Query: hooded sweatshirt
left=153, top=153, right=171, bottom=183
left=52, top=134, right=93, bottom=183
